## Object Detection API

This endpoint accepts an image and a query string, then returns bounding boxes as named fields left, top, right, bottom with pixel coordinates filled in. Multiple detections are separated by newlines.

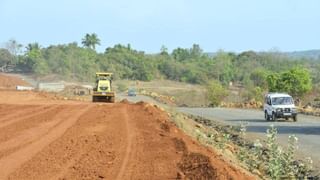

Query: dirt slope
left=0, top=73, right=30, bottom=89
left=0, top=89, right=254, bottom=179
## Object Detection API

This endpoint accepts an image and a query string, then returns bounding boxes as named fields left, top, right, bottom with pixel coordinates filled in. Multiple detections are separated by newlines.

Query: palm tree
left=26, top=42, right=40, bottom=52
left=81, top=33, right=101, bottom=50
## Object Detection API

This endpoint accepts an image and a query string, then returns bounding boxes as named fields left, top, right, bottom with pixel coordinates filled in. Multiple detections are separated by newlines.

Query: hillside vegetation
left=1, top=35, right=320, bottom=102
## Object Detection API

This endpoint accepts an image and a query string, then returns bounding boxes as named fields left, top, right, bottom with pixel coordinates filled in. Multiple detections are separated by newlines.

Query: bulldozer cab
left=96, top=72, right=112, bottom=81
left=95, top=73, right=112, bottom=92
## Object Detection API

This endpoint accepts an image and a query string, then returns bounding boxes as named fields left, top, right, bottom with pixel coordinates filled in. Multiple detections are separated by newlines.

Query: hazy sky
left=0, top=0, right=319, bottom=53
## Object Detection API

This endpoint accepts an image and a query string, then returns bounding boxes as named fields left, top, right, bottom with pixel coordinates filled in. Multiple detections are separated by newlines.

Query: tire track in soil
left=0, top=105, right=86, bottom=158
left=0, top=104, right=91, bottom=179
left=48, top=104, right=122, bottom=180
left=6, top=104, right=127, bottom=180
left=0, top=105, right=55, bottom=129
left=0, top=105, right=43, bottom=123
left=0, top=105, right=64, bottom=143
left=0, top=105, right=37, bottom=119
left=115, top=105, right=135, bottom=180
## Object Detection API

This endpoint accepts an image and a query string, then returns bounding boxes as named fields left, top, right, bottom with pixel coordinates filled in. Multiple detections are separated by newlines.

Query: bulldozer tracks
left=115, top=106, right=135, bottom=180
left=0, top=104, right=90, bottom=179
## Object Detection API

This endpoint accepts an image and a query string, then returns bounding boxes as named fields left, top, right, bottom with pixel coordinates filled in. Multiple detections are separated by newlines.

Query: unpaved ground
left=0, top=73, right=30, bottom=89
left=0, top=74, right=255, bottom=180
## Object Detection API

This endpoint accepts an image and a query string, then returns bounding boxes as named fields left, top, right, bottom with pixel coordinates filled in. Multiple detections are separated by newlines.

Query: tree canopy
left=81, top=33, right=101, bottom=50
left=0, top=35, right=318, bottom=98
left=267, top=67, right=312, bottom=97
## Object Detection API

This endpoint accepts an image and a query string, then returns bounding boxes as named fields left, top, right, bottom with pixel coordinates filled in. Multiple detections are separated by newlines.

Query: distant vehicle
left=128, top=88, right=137, bottom=96
left=264, top=93, right=297, bottom=121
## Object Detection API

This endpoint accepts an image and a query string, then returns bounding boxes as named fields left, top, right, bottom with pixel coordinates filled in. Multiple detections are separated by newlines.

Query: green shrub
left=206, top=80, right=228, bottom=107
left=117, top=83, right=128, bottom=92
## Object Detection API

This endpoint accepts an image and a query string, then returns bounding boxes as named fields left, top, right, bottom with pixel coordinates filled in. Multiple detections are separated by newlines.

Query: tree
left=250, top=68, right=268, bottom=88
left=160, top=45, right=168, bottom=56
left=0, top=49, right=14, bottom=72
left=23, top=43, right=49, bottom=75
left=206, top=80, right=228, bottom=107
left=5, top=39, right=23, bottom=64
left=0, top=49, right=13, bottom=64
left=81, top=33, right=101, bottom=50
left=171, top=47, right=190, bottom=61
left=190, top=44, right=202, bottom=58
left=212, top=50, right=235, bottom=85
left=279, top=67, right=312, bottom=97
left=266, top=73, right=280, bottom=92
left=266, top=67, right=312, bottom=98
left=26, top=43, right=41, bottom=52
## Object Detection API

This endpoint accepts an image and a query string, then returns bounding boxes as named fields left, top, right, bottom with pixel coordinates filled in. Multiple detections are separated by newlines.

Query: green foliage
left=81, top=33, right=100, bottom=50
left=206, top=80, right=228, bottom=106
left=0, top=48, right=14, bottom=66
left=235, top=123, right=313, bottom=179
left=160, top=45, right=169, bottom=56
left=2, top=35, right=318, bottom=91
left=266, top=67, right=312, bottom=97
left=172, top=47, right=190, bottom=61
left=243, top=86, right=264, bottom=102
left=117, top=82, right=128, bottom=92
left=23, top=44, right=50, bottom=75
left=218, top=133, right=231, bottom=150
left=266, top=73, right=280, bottom=92
left=250, top=68, right=268, bottom=88
left=212, top=51, right=235, bottom=85
left=266, top=125, right=283, bottom=179
left=279, top=68, right=312, bottom=97
left=102, top=44, right=156, bottom=81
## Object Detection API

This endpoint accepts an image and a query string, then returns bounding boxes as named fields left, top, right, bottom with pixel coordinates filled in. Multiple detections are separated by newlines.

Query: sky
left=0, top=0, right=319, bottom=53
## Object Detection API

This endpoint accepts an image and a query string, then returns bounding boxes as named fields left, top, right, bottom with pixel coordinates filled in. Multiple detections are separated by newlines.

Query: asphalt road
left=120, top=94, right=320, bottom=171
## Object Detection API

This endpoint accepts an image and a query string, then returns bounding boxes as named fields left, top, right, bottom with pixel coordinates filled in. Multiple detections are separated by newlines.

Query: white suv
left=264, top=93, right=298, bottom=121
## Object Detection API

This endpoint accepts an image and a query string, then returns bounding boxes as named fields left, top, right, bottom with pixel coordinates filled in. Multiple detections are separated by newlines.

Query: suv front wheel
left=265, top=111, right=270, bottom=121
left=293, top=115, right=297, bottom=122
left=272, top=112, right=277, bottom=121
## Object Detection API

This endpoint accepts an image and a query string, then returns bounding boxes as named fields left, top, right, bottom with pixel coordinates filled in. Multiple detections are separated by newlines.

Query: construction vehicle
left=92, top=72, right=115, bottom=103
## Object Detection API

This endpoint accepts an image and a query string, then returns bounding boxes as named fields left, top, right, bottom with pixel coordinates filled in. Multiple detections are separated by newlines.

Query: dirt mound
left=177, top=152, right=217, bottom=179
left=0, top=91, right=254, bottom=179
left=120, top=99, right=130, bottom=104
left=172, top=138, right=187, bottom=153
left=0, top=73, right=30, bottom=89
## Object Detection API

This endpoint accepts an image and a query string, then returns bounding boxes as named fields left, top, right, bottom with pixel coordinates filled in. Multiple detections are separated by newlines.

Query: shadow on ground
left=247, top=126, right=320, bottom=135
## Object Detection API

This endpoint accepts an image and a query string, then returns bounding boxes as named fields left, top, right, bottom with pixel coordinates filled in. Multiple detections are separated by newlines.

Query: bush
left=206, top=80, right=228, bottom=107
left=267, top=67, right=312, bottom=98
left=117, top=83, right=128, bottom=92
left=242, top=86, right=264, bottom=102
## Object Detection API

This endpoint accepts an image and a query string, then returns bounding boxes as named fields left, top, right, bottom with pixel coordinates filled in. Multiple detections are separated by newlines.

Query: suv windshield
left=272, top=97, right=293, bottom=105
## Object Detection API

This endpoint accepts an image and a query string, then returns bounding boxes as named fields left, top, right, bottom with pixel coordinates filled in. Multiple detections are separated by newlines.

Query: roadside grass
left=167, top=108, right=318, bottom=179
left=114, top=80, right=208, bottom=106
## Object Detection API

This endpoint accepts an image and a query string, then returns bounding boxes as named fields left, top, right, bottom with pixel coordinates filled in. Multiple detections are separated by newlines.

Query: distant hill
left=205, top=49, right=320, bottom=60
left=284, top=50, right=320, bottom=60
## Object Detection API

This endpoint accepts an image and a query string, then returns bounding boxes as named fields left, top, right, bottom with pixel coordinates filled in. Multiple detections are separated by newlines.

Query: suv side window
left=267, top=97, right=271, bottom=105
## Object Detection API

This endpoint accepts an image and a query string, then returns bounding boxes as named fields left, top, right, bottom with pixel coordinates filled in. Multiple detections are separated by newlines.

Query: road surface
left=122, top=94, right=320, bottom=171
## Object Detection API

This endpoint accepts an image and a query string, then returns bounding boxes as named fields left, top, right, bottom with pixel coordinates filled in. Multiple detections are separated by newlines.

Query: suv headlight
left=291, top=108, right=297, bottom=112
left=276, top=108, right=282, bottom=112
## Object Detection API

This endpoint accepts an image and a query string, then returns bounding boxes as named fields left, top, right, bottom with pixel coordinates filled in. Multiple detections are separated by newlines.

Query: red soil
left=0, top=73, right=30, bottom=89
left=0, top=74, right=255, bottom=179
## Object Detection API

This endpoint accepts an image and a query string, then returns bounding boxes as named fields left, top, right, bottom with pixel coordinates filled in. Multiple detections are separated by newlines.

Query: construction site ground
left=0, top=74, right=254, bottom=180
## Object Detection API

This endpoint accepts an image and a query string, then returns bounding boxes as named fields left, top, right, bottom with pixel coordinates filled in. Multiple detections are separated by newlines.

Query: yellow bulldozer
left=92, top=72, right=115, bottom=103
